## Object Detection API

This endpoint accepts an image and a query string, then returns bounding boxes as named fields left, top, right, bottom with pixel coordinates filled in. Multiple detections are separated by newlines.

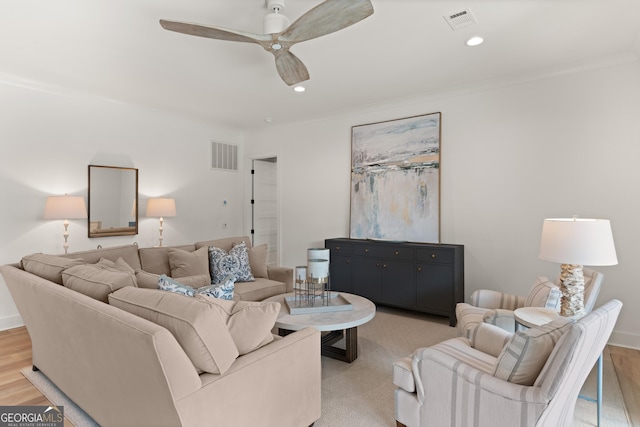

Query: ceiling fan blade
left=274, top=50, right=310, bottom=86
left=160, top=19, right=270, bottom=45
left=280, top=0, right=374, bottom=43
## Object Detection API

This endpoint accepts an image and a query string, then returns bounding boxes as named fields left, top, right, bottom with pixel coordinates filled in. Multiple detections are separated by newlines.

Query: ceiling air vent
left=444, top=9, right=477, bottom=31
left=211, top=141, right=238, bottom=172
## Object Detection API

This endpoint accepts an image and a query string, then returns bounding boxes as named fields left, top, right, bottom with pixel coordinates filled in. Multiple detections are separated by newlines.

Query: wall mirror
left=88, top=165, right=138, bottom=237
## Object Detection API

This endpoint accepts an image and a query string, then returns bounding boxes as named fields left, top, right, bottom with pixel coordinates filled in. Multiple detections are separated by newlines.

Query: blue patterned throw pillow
left=197, top=273, right=235, bottom=300
left=208, top=241, right=255, bottom=283
left=158, top=275, right=196, bottom=297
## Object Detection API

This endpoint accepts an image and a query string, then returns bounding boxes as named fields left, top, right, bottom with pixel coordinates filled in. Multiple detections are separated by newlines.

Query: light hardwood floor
left=0, top=326, right=638, bottom=427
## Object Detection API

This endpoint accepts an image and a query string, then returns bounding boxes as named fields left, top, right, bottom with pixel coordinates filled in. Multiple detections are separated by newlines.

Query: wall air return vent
left=444, top=9, right=477, bottom=31
left=211, top=141, right=238, bottom=171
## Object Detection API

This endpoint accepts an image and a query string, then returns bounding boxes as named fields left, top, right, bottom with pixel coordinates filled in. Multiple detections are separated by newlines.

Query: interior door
left=252, top=158, right=278, bottom=266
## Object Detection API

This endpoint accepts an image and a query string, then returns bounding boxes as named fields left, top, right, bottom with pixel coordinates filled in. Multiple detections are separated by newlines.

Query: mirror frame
left=88, top=165, right=139, bottom=238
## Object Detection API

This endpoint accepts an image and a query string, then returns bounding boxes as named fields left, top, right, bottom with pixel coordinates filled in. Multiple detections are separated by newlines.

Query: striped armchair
left=393, top=299, right=622, bottom=427
left=455, top=268, right=603, bottom=338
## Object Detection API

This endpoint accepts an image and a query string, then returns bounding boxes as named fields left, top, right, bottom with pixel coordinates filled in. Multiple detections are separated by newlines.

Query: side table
left=513, top=307, right=603, bottom=427
left=513, top=306, right=558, bottom=329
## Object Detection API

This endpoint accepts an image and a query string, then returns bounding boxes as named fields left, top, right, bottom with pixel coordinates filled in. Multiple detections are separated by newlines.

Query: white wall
left=245, top=56, right=640, bottom=349
left=0, top=77, right=246, bottom=329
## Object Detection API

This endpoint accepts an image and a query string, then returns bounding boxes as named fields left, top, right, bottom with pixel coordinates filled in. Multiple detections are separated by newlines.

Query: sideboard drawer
left=326, top=241, right=353, bottom=255
left=416, top=248, right=454, bottom=264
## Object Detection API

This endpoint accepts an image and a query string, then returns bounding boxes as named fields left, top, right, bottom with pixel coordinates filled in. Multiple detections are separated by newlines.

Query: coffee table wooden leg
left=344, top=326, right=358, bottom=363
left=320, top=327, right=358, bottom=363
left=281, top=327, right=360, bottom=363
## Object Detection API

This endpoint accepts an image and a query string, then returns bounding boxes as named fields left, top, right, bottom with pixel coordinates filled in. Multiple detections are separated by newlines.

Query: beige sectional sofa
left=1, top=236, right=321, bottom=427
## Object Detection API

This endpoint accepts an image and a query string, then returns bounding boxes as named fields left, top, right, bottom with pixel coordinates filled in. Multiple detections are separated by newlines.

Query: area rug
left=22, top=306, right=630, bottom=427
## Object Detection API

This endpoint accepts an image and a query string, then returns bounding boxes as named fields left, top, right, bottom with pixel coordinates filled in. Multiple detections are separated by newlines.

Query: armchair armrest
left=470, top=289, right=525, bottom=310
left=267, top=266, right=293, bottom=293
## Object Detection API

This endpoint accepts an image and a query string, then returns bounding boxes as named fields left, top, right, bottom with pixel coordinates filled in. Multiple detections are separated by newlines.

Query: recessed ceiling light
left=466, top=36, right=484, bottom=46
left=293, top=86, right=306, bottom=93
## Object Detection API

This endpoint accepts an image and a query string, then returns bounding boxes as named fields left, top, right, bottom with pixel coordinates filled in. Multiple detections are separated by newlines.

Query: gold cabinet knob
left=417, top=267, right=422, bottom=272
left=394, top=251, right=399, bottom=255
left=364, top=248, right=369, bottom=253
left=431, top=253, right=437, bottom=259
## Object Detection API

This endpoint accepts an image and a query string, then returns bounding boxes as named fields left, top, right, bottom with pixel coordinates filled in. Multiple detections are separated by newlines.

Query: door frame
left=244, top=151, right=281, bottom=266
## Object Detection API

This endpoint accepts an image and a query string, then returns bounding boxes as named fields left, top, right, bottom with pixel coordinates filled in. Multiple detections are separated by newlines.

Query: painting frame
left=349, top=112, right=441, bottom=243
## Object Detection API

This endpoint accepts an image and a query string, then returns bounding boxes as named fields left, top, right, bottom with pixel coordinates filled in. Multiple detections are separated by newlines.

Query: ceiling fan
left=160, top=0, right=374, bottom=86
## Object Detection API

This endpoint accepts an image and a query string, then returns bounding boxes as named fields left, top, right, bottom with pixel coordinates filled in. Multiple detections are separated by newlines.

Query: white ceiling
left=2, top=0, right=640, bottom=130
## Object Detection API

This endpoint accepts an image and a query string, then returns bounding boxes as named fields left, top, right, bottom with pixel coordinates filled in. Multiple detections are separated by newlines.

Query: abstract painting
left=350, top=112, right=441, bottom=243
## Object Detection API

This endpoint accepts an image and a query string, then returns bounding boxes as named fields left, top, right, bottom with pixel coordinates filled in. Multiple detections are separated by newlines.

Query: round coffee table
left=263, top=292, right=376, bottom=363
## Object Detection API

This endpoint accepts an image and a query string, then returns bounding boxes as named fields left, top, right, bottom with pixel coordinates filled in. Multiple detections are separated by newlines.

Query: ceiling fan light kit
left=264, top=0, right=290, bottom=34
left=160, top=0, right=374, bottom=86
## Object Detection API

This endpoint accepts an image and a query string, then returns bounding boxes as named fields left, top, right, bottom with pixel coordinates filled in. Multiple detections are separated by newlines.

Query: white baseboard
left=0, top=314, right=24, bottom=331
left=609, top=330, right=640, bottom=350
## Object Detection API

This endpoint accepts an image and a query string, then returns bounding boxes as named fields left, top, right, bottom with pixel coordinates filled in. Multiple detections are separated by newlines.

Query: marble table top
left=514, top=306, right=559, bottom=328
left=263, top=292, right=376, bottom=331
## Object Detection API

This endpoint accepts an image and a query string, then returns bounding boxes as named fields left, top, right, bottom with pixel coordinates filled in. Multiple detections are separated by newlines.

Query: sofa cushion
left=168, top=247, right=209, bottom=279
left=135, top=270, right=161, bottom=289
left=61, top=244, right=142, bottom=271
left=138, top=244, right=197, bottom=276
left=234, top=278, right=286, bottom=301
left=62, top=263, right=137, bottom=302
left=97, top=257, right=136, bottom=273
left=21, top=253, right=85, bottom=285
left=195, top=236, right=251, bottom=252
left=493, top=316, right=572, bottom=385
left=525, top=276, right=562, bottom=311
left=108, top=287, right=239, bottom=374
left=248, top=244, right=269, bottom=279
left=137, top=271, right=210, bottom=289
left=195, top=295, right=279, bottom=355
left=209, top=241, right=254, bottom=283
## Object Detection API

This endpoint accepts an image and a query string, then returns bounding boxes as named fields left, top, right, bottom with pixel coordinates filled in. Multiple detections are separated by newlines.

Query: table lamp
left=539, top=217, right=617, bottom=318
left=146, top=198, right=176, bottom=247
left=43, top=194, right=88, bottom=254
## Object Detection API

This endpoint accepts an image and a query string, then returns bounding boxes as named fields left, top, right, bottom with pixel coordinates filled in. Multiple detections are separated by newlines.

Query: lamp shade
left=539, top=218, right=618, bottom=266
left=43, top=195, right=87, bottom=220
left=146, top=198, right=176, bottom=217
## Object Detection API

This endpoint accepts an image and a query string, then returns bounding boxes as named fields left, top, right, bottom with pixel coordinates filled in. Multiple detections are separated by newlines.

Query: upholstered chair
left=393, top=299, right=622, bottom=427
left=455, top=268, right=603, bottom=338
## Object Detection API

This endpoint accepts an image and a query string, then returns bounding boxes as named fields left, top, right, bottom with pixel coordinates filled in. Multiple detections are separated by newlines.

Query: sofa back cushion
left=493, top=316, right=572, bottom=385
left=194, top=295, right=279, bottom=355
left=21, top=253, right=86, bottom=284
left=61, top=244, right=142, bottom=271
left=168, top=247, right=209, bottom=278
left=108, top=287, right=239, bottom=374
left=62, top=263, right=137, bottom=302
left=248, top=244, right=269, bottom=279
left=195, top=236, right=252, bottom=252
left=138, top=244, right=196, bottom=276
